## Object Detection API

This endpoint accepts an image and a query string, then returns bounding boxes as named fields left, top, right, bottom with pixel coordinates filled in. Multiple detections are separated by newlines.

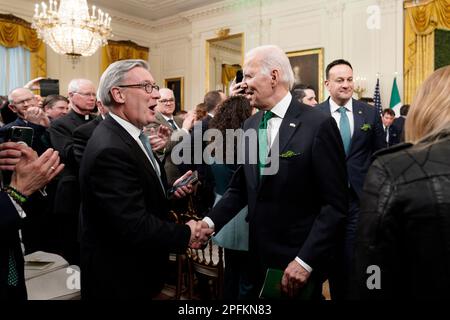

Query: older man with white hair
left=198, top=45, right=348, bottom=299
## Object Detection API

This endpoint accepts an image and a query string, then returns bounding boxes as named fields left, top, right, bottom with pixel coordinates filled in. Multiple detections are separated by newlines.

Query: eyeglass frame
left=117, top=82, right=160, bottom=94
left=12, top=96, right=35, bottom=107
left=158, top=98, right=175, bottom=104
left=73, top=92, right=97, bottom=98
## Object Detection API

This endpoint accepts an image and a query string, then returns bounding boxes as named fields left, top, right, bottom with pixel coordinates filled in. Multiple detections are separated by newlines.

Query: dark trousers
left=223, top=249, right=253, bottom=300
left=329, top=188, right=360, bottom=300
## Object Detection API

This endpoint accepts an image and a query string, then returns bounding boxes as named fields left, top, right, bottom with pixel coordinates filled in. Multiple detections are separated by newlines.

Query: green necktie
left=338, top=106, right=351, bottom=155
left=7, top=250, right=18, bottom=287
left=258, top=110, right=275, bottom=175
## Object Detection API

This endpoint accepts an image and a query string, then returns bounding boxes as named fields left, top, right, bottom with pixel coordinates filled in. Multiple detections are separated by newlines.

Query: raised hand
left=11, top=146, right=64, bottom=196
left=25, top=106, right=50, bottom=127
left=0, top=142, right=23, bottom=171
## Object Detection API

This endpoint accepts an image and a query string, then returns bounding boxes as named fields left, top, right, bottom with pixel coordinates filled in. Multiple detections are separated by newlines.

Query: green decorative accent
left=361, top=123, right=371, bottom=132
left=4, top=186, right=28, bottom=205
left=435, top=29, right=450, bottom=70
left=280, top=150, right=300, bottom=158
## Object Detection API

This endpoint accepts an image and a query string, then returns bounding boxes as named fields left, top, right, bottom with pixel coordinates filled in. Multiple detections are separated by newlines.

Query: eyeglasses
left=159, top=98, right=175, bottom=104
left=117, top=82, right=160, bottom=94
left=14, top=97, right=35, bottom=106
left=75, top=92, right=97, bottom=98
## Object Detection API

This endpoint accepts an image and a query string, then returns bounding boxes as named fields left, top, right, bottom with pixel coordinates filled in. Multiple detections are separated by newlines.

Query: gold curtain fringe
left=101, top=40, right=149, bottom=73
left=404, top=0, right=450, bottom=103
left=0, top=14, right=46, bottom=80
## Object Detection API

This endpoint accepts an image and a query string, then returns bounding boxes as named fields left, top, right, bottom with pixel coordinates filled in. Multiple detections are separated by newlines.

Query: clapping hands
left=186, top=220, right=214, bottom=249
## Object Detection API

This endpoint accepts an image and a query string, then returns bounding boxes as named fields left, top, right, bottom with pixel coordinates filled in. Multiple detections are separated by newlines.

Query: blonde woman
left=351, top=66, right=450, bottom=299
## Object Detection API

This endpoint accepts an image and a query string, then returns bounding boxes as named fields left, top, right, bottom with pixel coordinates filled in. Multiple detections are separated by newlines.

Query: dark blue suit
left=208, top=99, right=348, bottom=298
left=0, top=192, right=27, bottom=300
left=316, top=98, right=383, bottom=298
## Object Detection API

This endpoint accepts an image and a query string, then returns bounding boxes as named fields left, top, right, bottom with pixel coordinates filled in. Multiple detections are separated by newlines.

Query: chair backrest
left=187, top=238, right=224, bottom=300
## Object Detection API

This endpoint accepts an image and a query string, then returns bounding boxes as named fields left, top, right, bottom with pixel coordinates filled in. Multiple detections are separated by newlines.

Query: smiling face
left=156, top=88, right=176, bottom=117
left=325, top=64, right=354, bottom=106
left=9, top=88, right=36, bottom=119
left=243, top=58, right=275, bottom=110
left=114, top=67, right=160, bottom=129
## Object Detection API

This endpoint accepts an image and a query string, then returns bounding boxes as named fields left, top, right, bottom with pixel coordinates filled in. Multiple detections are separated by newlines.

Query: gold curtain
left=404, top=0, right=450, bottom=103
left=101, top=40, right=149, bottom=73
left=0, top=14, right=46, bottom=79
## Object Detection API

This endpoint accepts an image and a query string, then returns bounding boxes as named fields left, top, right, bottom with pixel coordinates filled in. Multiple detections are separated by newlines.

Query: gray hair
left=97, top=59, right=149, bottom=107
left=8, top=87, right=34, bottom=103
left=67, top=79, right=94, bottom=94
left=245, top=45, right=295, bottom=90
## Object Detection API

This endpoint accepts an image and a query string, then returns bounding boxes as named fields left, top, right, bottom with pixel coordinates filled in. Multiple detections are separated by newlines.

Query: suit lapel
left=350, top=100, right=365, bottom=156
left=105, top=116, right=166, bottom=198
left=259, top=100, right=302, bottom=188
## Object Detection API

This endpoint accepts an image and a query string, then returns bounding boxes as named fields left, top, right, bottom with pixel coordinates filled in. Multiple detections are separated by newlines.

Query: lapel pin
left=289, top=123, right=296, bottom=127
left=358, top=110, right=363, bottom=115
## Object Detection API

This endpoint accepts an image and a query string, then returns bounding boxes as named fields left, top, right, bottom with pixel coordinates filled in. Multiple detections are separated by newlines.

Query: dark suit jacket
left=316, top=98, right=384, bottom=199
left=79, top=115, right=191, bottom=299
left=72, top=116, right=103, bottom=166
left=208, top=99, right=348, bottom=288
left=0, top=192, right=27, bottom=300
left=393, top=116, right=405, bottom=142
left=380, top=125, right=401, bottom=148
left=47, top=110, right=95, bottom=263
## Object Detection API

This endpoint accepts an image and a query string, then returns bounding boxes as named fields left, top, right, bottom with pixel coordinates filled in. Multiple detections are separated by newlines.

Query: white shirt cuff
left=202, top=217, right=215, bottom=229
left=295, top=257, right=313, bottom=273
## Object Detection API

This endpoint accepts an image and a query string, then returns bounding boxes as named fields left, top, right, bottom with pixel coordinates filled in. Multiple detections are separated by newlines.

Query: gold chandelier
left=32, top=0, right=112, bottom=63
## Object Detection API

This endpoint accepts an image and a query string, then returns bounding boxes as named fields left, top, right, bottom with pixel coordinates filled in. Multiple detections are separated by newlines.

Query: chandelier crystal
left=32, top=0, right=112, bottom=63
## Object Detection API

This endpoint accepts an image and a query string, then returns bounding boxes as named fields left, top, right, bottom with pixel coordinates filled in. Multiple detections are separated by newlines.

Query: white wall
left=153, top=0, right=404, bottom=109
left=1, top=0, right=404, bottom=109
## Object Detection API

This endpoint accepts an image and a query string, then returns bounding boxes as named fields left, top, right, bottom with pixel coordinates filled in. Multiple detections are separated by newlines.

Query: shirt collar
left=160, top=113, right=174, bottom=122
left=269, top=92, right=292, bottom=119
left=109, top=112, right=142, bottom=140
left=330, top=98, right=353, bottom=113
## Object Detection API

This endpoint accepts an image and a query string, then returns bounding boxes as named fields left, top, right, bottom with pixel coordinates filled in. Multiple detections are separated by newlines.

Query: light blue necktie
left=258, top=111, right=275, bottom=176
left=338, top=106, right=351, bottom=155
left=139, top=132, right=165, bottom=192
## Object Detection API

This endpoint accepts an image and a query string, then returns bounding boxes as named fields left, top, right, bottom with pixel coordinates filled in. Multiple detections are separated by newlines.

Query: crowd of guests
left=0, top=45, right=449, bottom=301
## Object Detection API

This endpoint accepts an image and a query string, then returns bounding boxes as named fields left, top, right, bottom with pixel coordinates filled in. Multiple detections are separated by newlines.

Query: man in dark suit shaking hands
left=316, top=59, right=384, bottom=299
left=79, top=59, right=212, bottom=300
left=197, top=45, right=348, bottom=299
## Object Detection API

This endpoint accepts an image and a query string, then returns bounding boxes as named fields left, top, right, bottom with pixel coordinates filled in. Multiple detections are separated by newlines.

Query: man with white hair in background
left=47, top=78, right=97, bottom=265
left=197, top=45, right=348, bottom=299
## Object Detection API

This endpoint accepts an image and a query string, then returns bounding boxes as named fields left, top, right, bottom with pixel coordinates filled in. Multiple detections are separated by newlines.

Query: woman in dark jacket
left=351, top=65, right=450, bottom=299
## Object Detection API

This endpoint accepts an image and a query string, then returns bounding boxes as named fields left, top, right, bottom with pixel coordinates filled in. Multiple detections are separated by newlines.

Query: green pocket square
left=280, top=150, right=300, bottom=158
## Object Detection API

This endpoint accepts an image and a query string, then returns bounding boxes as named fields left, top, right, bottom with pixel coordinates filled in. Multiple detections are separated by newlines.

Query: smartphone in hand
left=7, top=126, right=34, bottom=147
left=168, top=170, right=199, bottom=195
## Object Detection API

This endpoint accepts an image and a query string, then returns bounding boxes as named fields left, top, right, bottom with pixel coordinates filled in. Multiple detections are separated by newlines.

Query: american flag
left=373, top=78, right=383, bottom=116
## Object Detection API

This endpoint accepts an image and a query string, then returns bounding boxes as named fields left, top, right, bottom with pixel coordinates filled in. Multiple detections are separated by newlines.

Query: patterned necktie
left=8, top=250, right=18, bottom=287
left=138, top=132, right=165, bottom=192
left=258, top=110, right=275, bottom=175
left=167, top=119, right=178, bottom=131
left=338, top=106, right=351, bottom=155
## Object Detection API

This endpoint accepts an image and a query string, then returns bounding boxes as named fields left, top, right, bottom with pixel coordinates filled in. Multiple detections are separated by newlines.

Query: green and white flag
left=389, top=77, right=401, bottom=117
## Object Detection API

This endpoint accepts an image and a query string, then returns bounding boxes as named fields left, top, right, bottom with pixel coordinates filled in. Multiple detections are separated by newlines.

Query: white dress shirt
left=329, top=98, right=355, bottom=137
left=109, top=112, right=162, bottom=177
left=204, top=91, right=313, bottom=273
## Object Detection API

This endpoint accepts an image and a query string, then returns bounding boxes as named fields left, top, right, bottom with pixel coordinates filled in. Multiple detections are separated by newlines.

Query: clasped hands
left=185, top=220, right=214, bottom=249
